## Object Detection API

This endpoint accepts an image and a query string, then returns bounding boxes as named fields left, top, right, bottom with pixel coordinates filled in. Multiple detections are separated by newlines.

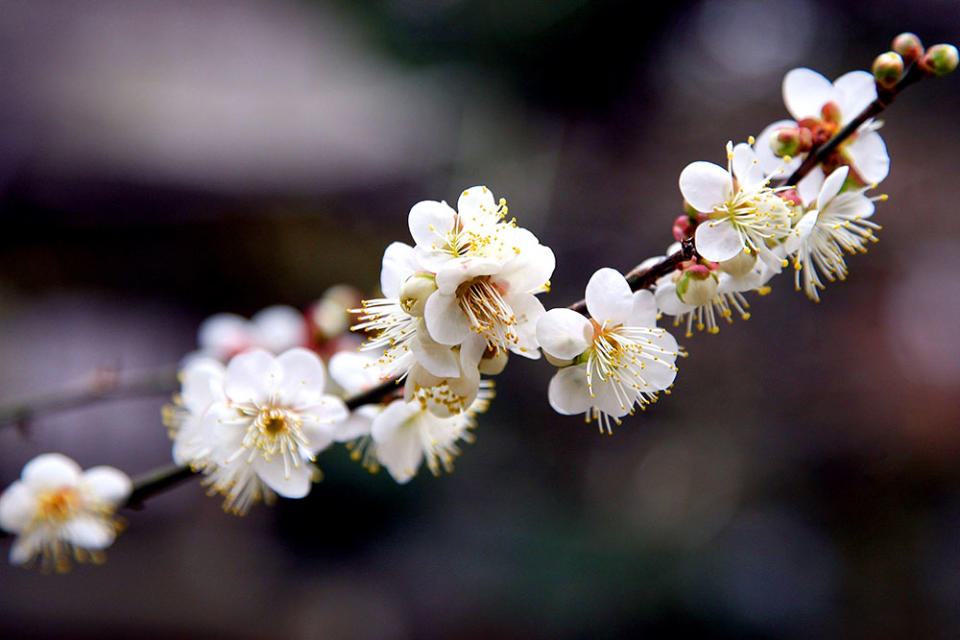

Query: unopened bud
left=479, top=348, right=509, bottom=375
left=892, top=32, right=924, bottom=64
left=399, top=274, right=437, bottom=317
left=718, top=250, right=757, bottom=277
left=820, top=101, right=842, bottom=125
left=770, top=126, right=800, bottom=158
left=919, top=44, right=959, bottom=77
left=872, top=51, right=904, bottom=89
left=672, top=215, right=692, bottom=242
left=675, top=266, right=718, bottom=306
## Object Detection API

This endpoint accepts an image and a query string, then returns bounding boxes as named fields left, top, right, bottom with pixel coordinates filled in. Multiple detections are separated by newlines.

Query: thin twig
left=0, top=366, right=179, bottom=431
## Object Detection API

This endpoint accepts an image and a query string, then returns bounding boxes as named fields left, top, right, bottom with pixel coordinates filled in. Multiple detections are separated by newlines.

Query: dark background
left=1, top=1, right=959, bottom=638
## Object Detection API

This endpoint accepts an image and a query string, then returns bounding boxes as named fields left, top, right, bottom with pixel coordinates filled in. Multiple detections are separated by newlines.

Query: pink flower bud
left=892, top=32, right=924, bottom=64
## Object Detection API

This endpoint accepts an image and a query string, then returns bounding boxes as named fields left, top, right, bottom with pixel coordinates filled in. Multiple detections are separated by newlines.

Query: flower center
left=456, top=276, right=518, bottom=349
left=35, top=488, right=81, bottom=524
left=242, top=406, right=309, bottom=463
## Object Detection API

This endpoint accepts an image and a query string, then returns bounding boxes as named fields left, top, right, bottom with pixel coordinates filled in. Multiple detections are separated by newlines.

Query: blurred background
left=1, top=1, right=959, bottom=638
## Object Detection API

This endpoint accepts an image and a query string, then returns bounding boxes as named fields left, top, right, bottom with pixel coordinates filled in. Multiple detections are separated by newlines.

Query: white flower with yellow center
left=0, top=453, right=131, bottom=572
left=196, top=348, right=348, bottom=514
left=681, top=142, right=792, bottom=270
left=408, top=186, right=554, bottom=358
left=536, top=268, right=680, bottom=434
left=370, top=382, right=493, bottom=484
left=786, top=165, right=881, bottom=301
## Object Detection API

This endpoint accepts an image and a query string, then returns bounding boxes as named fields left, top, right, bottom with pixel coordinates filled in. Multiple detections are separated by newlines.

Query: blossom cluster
left=1, top=34, right=956, bottom=571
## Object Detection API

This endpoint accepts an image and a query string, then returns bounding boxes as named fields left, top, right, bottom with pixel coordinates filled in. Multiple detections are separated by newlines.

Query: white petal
left=250, top=306, right=306, bottom=353
left=828, top=192, right=875, bottom=220
left=654, top=279, right=694, bottom=317
left=638, top=333, right=679, bottom=390
left=459, top=333, right=487, bottom=370
left=22, top=453, right=81, bottom=491
left=371, top=400, right=424, bottom=484
left=732, top=143, right=765, bottom=190
left=797, top=168, right=824, bottom=206
left=412, top=333, right=461, bottom=378
left=80, top=467, right=132, bottom=505
left=10, top=532, right=42, bottom=565
left=434, top=257, right=501, bottom=294
left=423, top=292, right=471, bottom=346
left=818, top=166, right=849, bottom=211
left=224, top=349, right=277, bottom=405
left=547, top=365, right=593, bottom=415
left=180, top=358, right=226, bottom=413
left=253, top=457, right=314, bottom=498
left=63, top=515, right=115, bottom=549
left=497, top=244, right=555, bottom=293
left=0, top=483, right=35, bottom=533
left=506, top=292, right=545, bottom=359
left=328, top=352, right=380, bottom=394
left=380, top=241, right=418, bottom=299
left=679, top=161, right=731, bottom=212
left=695, top=220, right=744, bottom=262
left=783, top=68, right=835, bottom=121
left=628, top=289, right=659, bottom=329
left=275, top=348, right=327, bottom=406
left=456, top=186, right=498, bottom=223
left=833, top=71, right=876, bottom=123
left=537, top=309, right=591, bottom=360
left=847, top=129, right=889, bottom=184
left=408, top=200, right=457, bottom=249
left=585, top=268, right=633, bottom=324
left=332, top=405, right=378, bottom=442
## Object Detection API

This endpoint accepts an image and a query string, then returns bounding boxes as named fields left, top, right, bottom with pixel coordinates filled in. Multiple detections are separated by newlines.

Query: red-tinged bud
left=872, top=51, right=904, bottom=89
left=919, top=44, right=959, bottom=77
left=820, top=101, right=842, bottom=124
left=675, top=267, right=718, bottom=306
left=769, top=125, right=812, bottom=158
left=892, top=32, right=924, bottom=65
left=672, top=215, right=692, bottom=241
left=778, top=188, right=802, bottom=207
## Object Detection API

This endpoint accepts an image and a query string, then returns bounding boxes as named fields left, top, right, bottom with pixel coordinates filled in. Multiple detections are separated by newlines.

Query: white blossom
left=786, top=166, right=880, bottom=301
left=174, top=348, right=348, bottom=514
left=408, top=186, right=554, bottom=358
left=681, top=142, right=792, bottom=269
left=0, top=453, right=131, bottom=572
left=537, top=268, right=680, bottom=433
